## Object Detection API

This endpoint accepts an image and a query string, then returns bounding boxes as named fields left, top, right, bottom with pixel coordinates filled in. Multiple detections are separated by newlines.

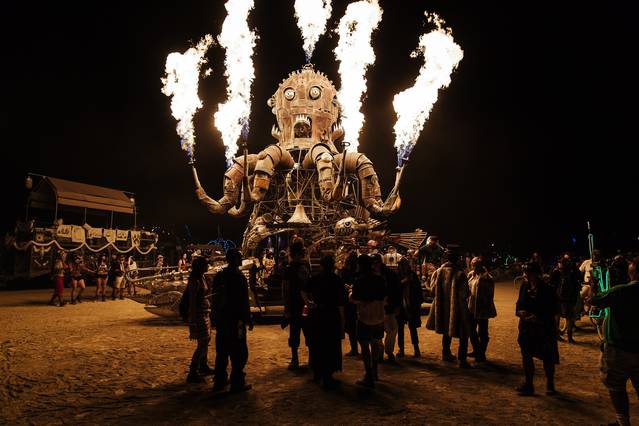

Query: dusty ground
left=1, top=282, right=637, bottom=425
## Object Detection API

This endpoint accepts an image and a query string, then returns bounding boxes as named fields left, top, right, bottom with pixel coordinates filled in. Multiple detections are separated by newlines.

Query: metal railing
left=125, top=266, right=190, bottom=286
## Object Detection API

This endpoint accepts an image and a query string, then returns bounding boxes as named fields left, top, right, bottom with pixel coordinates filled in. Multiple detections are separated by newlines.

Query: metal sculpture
left=191, top=64, right=404, bottom=254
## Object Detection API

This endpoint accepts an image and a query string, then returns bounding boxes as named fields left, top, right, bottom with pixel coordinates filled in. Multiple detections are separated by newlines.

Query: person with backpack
left=184, top=256, right=214, bottom=383
left=211, top=248, right=253, bottom=393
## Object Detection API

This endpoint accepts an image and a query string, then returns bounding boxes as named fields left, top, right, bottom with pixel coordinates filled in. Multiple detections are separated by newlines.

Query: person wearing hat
left=515, top=261, right=560, bottom=396
left=425, top=245, right=473, bottom=367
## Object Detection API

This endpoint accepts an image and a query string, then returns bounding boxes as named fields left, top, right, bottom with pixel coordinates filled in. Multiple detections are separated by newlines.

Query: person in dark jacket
left=397, top=257, right=424, bottom=358
left=211, top=248, right=253, bottom=393
left=550, top=255, right=581, bottom=343
left=186, top=256, right=213, bottom=383
left=339, top=251, right=360, bottom=356
left=516, top=261, right=560, bottom=396
left=304, top=255, right=347, bottom=388
left=283, top=240, right=311, bottom=370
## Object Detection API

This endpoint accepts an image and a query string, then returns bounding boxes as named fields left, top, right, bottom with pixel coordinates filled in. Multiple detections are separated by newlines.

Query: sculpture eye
left=284, top=88, right=295, bottom=100
left=309, top=86, right=321, bottom=100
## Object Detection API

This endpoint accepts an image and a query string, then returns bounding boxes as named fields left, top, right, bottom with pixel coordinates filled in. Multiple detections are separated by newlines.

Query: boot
left=102, top=294, right=106, bottom=302
left=516, top=382, right=535, bottom=396
left=199, top=365, right=215, bottom=376
left=357, top=359, right=375, bottom=388
left=413, top=345, right=421, bottom=358
left=288, top=349, right=299, bottom=370
left=546, top=375, right=557, bottom=395
left=212, top=373, right=229, bottom=392
left=76, top=291, right=83, bottom=304
left=230, top=383, right=252, bottom=393
left=186, top=370, right=205, bottom=384
left=372, top=361, right=379, bottom=381
left=442, top=351, right=456, bottom=362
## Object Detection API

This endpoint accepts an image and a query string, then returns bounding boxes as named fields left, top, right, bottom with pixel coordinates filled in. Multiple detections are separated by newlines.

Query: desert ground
left=1, top=282, right=637, bottom=425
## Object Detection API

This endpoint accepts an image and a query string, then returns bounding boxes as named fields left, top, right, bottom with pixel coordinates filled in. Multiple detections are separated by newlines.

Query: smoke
left=392, top=13, right=463, bottom=166
left=294, top=0, right=332, bottom=62
left=334, top=0, right=383, bottom=152
left=161, top=35, right=214, bottom=162
left=214, top=0, right=258, bottom=166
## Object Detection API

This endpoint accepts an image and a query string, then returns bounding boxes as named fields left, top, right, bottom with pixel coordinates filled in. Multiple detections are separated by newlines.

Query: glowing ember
left=294, top=0, right=332, bottom=62
left=334, top=0, right=383, bottom=152
left=161, top=35, right=214, bottom=162
left=393, top=12, right=463, bottom=166
left=214, top=0, right=258, bottom=166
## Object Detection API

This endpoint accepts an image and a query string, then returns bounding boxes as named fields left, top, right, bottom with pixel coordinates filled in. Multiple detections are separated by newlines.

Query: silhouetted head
left=357, top=254, right=372, bottom=274
left=320, top=255, right=335, bottom=273
left=226, top=248, right=242, bottom=268
left=289, top=240, right=306, bottom=260
left=191, top=256, right=209, bottom=276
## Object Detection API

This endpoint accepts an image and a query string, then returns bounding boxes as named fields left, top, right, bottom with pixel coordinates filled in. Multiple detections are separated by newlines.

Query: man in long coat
left=426, top=246, right=472, bottom=367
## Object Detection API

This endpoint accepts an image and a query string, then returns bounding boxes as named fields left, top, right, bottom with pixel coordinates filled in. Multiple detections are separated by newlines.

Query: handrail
left=126, top=266, right=190, bottom=284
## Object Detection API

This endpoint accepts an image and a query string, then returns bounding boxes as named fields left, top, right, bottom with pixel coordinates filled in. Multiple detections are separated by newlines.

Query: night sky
left=2, top=1, right=637, bottom=257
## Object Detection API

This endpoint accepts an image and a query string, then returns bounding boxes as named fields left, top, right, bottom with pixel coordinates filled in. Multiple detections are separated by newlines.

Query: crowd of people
left=184, top=237, right=638, bottom=424
left=184, top=237, right=498, bottom=392
left=45, top=236, right=638, bottom=424
left=48, top=251, right=139, bottom=305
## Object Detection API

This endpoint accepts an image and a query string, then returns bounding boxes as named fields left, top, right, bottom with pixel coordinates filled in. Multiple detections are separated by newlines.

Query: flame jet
left=393, top=13, right=464, bottom=166
left=213, top=0, right=257, bottom=166
left=161, top=35, right=213, bottom=162
left=294, top=0, right=332, bottom=62
left=192, top=64, right=401, bottom=252
left=192, top=0, right=257, bottom=216
left=334, top=0, right=382, bottom=152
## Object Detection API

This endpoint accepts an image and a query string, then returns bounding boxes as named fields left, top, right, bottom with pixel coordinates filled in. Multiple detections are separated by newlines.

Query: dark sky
left=2, top=1, right=637, bottom=257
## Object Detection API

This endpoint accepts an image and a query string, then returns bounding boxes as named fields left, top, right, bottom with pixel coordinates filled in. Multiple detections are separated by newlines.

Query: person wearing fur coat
left=426, top=246, right=473, bottom=368
left=467, top=257, right=497, bottom=362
